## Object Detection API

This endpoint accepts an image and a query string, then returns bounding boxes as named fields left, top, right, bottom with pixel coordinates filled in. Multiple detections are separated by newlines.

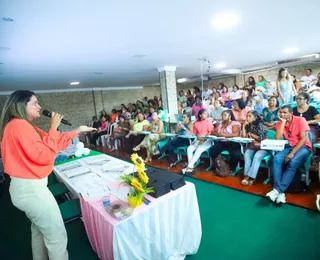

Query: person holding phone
left=0, top=90, right=95, bottom=260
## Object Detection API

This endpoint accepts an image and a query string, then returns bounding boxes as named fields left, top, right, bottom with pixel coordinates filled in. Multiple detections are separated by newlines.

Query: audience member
left=256, top=75, right=267, bottom=89
left=193, top=86, right=201, bottom=97
left=192, top=96, right=205, bottom=116
left=133, top=112, right=165, bottom=162
left=209, top=110, right=241, bottom=173
left=107, top=115, right=130, bottom=151
left=241, top=111, right=268, bottom=185
left=124, top=112, right=150, bottom=152
left=291, top=75, right=302, bottom=93
left=262, top=96, right=279, bottom=130
left=221, top=86, right=232, bottom=108
left=178, top=90, right=188, bottom=109
left=202, top=85, right=213, bottom=99
left=182, top=109, right=214, bottom=174
left=160, top=113, right=193, bottom=168
left=111, top=109, right=117, bottom=123
left=246, top=76, right=256, bottom=95
left=90, top=115, right=109, bottom=145
left=230, top=85, right=242, bottom=101
left=293, top=92, right=320, bottom=143
left=231, top=99, right=250, bottom=124
left=300, top=68, right=317, bottom=89
left=266, top=105, right=311, bottom=204
left=252, top=91, right=268, bottom=114
left=276, top=68, right=296, bottom=105
left=210, top=100, right=225, bottom=122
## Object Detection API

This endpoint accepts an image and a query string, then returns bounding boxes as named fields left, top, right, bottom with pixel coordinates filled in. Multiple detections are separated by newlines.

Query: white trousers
left=187, top=140, right=213, bottom=168
left=9, top=176, right=68, bottom=260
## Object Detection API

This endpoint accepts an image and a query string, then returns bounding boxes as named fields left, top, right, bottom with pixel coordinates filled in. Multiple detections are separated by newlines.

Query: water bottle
left=102, top=195, right=111, bottom=210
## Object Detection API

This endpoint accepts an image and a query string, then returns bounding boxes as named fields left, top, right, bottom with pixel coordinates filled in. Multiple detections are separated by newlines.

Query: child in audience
left=241, top=111, right=268, bottom=185
left=182, top=109, right=214, bottom=174
left=111, top=109, right=117, bottom=123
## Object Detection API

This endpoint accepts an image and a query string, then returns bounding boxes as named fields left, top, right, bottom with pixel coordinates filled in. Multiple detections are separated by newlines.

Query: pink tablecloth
left=80, top=182, right=201, bottom=260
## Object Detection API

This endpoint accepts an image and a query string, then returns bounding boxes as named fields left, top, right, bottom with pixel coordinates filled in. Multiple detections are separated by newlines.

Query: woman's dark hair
left=183, top=112, right=191, bottom=121
left=215, top=100, right=224, bottom=106
left=135, top=112, right=145, bottom=121
left=148, top=99, right=157, bottom=108
left=297, top=92, right=310, bottom=103
left=222, top=86, right=228, bottom=92
left=277, top=68, right=291, bottom=81
left=233, top=85, right=239, bottom=91
left=197, top=109, right=207, bottom=121
left=193, top=86, right=201, bottom=93
left=258, top=75, right=265, bottom=81
left=100, top=110, right=107, bottom=116
left=0, top=90, right=36, bottom=140
left=222, top=109, right=236, bottom=121
left=248, top=110, right=263, bottom=125
left=268, top=96, right=279, bottom=107
left=187, top=89, right=192, bottom=95
left=112, top=109, right=117, bottom=113
left=234, top=98, right=246, bottom=110
left=248, top=76, right=256, bottom=85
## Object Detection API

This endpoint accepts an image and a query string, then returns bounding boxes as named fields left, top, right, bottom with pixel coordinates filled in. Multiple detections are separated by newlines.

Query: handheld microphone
left=42, top=110, right=72, bottom=126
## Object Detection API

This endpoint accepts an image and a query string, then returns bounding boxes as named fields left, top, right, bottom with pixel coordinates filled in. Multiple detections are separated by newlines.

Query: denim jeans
left=160, top=138, right=190, bottom=164
left=244, top=149, right=270, bottom=179
left=271, top=146, right=311, bottom=193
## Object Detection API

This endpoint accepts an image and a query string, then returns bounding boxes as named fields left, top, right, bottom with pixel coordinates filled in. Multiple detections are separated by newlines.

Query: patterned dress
left=139, top=121, right=166, bottom=155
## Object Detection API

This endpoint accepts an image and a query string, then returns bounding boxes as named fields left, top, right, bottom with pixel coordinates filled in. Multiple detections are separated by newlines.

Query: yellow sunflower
left=131, top=180, right=145, bottom=193
left=137, top=169, right=149, bottom=184
left=130, top=153, right=145, bottom=169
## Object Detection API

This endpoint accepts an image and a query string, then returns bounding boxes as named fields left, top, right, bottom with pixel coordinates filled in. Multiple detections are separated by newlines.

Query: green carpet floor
left=1, top=176, right=320, bottom=260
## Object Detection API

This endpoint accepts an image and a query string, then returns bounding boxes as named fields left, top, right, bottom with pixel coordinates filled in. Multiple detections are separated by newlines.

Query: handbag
left=247, top=140, right=262, bottom=150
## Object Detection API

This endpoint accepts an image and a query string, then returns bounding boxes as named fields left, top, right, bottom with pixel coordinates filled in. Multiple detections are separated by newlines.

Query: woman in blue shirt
left=159, top=113, right=193, bottom=168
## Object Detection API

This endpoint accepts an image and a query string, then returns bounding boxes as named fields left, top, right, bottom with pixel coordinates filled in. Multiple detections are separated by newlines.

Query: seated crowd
left=87, top=68, right=320, bottom=205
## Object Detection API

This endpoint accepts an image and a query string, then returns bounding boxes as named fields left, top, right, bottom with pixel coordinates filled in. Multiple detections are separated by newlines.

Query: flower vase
left=127, top=193, right=143, bottom=208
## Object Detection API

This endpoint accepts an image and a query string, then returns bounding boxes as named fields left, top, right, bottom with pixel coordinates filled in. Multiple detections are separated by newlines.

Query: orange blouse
left=1, top=118, right=78, bottom=179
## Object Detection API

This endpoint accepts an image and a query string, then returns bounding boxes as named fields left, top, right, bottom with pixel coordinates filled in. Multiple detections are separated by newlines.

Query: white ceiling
left=0, top=0, right=319, bottom=91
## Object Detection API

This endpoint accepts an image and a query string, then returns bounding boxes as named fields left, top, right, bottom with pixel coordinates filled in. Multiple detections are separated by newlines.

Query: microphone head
left=42, top=110, right=51, bottom=117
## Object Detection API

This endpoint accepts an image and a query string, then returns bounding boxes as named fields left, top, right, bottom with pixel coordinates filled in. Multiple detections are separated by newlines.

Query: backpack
left=213, top=155, right=231, bottom=177
left=285, top=169, right=308, bottom=193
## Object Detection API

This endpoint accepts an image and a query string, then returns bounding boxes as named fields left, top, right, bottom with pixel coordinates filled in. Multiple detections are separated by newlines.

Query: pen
left=79, top=192, right=86, bottom=202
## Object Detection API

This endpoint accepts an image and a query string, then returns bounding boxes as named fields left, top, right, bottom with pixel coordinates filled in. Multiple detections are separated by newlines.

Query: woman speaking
left=0, top=90, right=95, bottom=260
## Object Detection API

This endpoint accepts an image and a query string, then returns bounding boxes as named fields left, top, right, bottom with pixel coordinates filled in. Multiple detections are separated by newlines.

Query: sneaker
left=182, top=168, right=194, bottom=175
left=276, top=193, right=286, bottom=204
left=266, top=189, right=279, bottom=202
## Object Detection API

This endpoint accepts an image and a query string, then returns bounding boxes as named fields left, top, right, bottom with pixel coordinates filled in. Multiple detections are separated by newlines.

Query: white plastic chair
left=100, top=123, right=117, bottom=146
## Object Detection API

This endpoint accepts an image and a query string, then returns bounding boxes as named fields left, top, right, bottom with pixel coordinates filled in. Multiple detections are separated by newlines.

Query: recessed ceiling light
left=222, top=68, right=242, bottom=74
left=177, top=78, right=188, bottom=83
left=282, top=47, right=298, bottom=54
left=211, top=13, right=239, bottom=30
left=214, top=62, right=226, bottom=69
left=70, top=82, right=80, bottom=85
left=2, top=17, right=14, bottom=22
left=132, top=54, right=147, bottom=58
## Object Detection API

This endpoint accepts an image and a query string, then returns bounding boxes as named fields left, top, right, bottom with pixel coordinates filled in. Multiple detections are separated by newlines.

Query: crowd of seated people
left=87, top=68, right=320, bottom=205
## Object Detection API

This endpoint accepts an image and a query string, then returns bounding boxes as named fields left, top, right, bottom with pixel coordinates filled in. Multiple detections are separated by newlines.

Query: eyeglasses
left=296, top=98, right=304, bottom=101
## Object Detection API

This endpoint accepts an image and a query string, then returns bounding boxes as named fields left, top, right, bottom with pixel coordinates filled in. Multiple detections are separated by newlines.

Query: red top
left=1, top=118, right=78, bottom=179
left=193, top=119, right=214, bottom=136
left=275, top=115, right=311, bottom=149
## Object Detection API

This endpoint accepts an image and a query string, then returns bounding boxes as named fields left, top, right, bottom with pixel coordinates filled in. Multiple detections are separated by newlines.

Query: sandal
left=168, top=163, right=176, bottom=169
left=144, top=158, right=152, bottom=163
left=241, top=179, right=249, bottom=186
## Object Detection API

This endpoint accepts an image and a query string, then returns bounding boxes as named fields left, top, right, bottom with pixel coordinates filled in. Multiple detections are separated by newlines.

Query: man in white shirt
left=202, top=85, right=213, bottom=99
left=300, top=69, right=316, bottom=88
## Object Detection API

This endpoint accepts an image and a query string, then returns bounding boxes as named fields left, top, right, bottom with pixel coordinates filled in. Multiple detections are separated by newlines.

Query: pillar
left=158, top=66, right=178, bottom=118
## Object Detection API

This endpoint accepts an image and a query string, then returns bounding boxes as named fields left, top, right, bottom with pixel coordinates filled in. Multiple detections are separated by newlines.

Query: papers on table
left=53, top=153, right=136, bottom=201
left=57, top=144, right=78, bottom=157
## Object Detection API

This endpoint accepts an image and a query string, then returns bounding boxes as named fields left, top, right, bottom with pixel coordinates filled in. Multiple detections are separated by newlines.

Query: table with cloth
left=53, top=150, right=202, bottom=260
